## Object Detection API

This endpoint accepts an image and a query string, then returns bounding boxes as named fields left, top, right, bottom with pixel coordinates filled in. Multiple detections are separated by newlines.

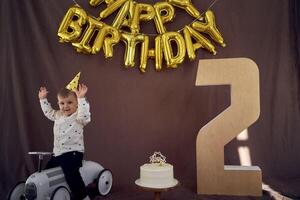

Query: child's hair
left=57, top=88, right=76, bottom=98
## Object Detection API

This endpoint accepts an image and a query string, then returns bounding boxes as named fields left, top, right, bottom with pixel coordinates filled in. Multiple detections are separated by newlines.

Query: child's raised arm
left=75, top=84, right=88, bottom=98
left=75, top=84, right=91, bottom=125
left=39, top=86, right=57, bottom=121
left=38, top=87, right=49, bottom=99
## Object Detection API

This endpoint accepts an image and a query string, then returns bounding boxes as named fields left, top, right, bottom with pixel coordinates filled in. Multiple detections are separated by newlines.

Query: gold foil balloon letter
left=131, top=3, right=155, bottom=33
left=99, top=0, right=128, bottom=19
left=92, top=24, right=121, bottom=58
left=183, top=25, right=216, bottom=60
left=57, top=1, right=226, bottom=73
left=112, top=0, right=134, bottom=30
left=89, top=0, right=105, bottom=7
left=57, top=6, right=88, bottom=43
left=192, top=10, right=226, bottom=47
left=162, top=32, right=186, bottom=68
left=121, top=33, right=149, bottom=69
left=154, top=36, right=163, bottom=71
left=89, top=0, right=115, bottom=6
left=167, top=0, right=200, bottom=19
left=72, top=16, right=105, bottom=53
left=153, top=2, right=175, bottom=34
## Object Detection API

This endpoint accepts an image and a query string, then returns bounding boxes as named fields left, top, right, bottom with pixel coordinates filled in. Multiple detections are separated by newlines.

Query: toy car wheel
left=97, top=169, right=113, bottom=196
left=50, top=186, right=71, bottom=200
left=7, top=181, right=25, bottom=200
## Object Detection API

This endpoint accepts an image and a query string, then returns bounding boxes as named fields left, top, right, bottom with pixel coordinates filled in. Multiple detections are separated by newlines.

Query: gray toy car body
left=8, top=152, right=113, bottom=200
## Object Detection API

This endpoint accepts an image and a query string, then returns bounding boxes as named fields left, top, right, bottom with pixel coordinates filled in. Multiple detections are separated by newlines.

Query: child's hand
left=75, top=84, right=88, bottom=98
left=38, top=87, right=49, bottom=99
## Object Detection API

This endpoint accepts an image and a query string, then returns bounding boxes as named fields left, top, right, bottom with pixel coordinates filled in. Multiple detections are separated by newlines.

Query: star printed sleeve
left=76, top=98, right=91, bottom=126
left=40, top=99, right=57, bottom=121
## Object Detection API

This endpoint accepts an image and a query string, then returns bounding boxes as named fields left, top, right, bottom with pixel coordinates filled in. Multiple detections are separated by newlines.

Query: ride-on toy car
left=8, top=152, right=113, bottom=200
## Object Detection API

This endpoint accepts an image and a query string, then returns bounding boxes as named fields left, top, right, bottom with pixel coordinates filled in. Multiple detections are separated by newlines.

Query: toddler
left=38, top=84, right=91, bottom=200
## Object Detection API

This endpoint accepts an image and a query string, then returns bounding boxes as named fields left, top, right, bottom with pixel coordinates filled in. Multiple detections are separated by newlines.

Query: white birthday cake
left=135, top=152, right=178, bottom=188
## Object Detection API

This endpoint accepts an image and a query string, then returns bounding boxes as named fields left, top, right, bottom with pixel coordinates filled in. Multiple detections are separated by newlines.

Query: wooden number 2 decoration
left=195, top=58, right=262, bottom=196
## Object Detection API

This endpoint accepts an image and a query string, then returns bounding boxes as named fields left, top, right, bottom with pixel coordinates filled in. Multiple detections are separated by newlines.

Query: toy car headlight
left=24, top=182, right=37, bottom=200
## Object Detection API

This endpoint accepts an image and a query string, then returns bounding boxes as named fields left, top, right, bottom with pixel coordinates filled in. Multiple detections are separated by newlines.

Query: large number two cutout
left=196, top=58, right=262, bottom=196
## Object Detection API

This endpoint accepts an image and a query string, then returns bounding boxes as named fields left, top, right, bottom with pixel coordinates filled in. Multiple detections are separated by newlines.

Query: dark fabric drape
left=295, top=0, right=300, bottom=108
left=1, top=0, right=300, bottom=199
left=296, top=0, right=300, bottom=67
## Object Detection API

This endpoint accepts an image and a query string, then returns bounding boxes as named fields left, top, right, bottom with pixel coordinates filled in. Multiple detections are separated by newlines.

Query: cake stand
left=135, top=179, right=179, bottom=200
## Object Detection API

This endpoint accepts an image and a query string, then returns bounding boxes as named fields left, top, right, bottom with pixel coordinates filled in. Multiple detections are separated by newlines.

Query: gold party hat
left=66, top=72, right=81, bottom=92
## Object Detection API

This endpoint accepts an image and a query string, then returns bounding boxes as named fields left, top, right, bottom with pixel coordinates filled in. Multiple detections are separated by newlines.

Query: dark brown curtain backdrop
left=1, top=0, right=300, bottom=199
left=295, top=0, right=300, bottom=109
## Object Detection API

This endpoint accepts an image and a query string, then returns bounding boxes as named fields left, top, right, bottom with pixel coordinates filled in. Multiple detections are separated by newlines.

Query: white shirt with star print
left=40, top=98, right=91, bottom=156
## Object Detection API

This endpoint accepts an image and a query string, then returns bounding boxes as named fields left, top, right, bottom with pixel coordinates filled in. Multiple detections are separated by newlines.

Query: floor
left=92, top=178, right=300, bottom=200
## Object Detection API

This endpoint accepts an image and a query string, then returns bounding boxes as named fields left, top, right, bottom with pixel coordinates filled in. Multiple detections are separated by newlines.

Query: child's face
left=57, top=94, right=78, bottom=116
